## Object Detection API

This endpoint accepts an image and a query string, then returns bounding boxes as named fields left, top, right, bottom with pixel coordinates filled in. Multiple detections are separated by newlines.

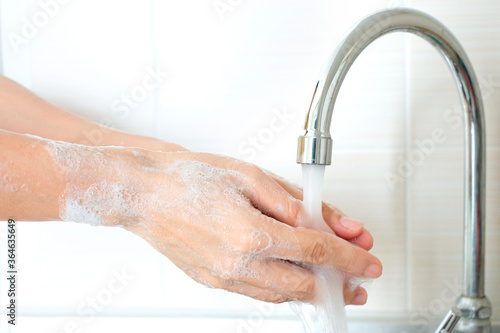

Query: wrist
left=49, top=141, right=145, bottom=227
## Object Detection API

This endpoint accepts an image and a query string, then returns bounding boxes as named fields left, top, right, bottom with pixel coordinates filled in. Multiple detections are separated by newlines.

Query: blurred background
left=0, top=0, right=499, bottom=332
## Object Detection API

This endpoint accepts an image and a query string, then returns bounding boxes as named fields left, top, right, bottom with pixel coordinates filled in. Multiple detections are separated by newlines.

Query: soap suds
left=0, top=163, right=29, bottom=193
left=0, top=175, right=18, bottom=192
left=61, top=181, right=141, bottom=226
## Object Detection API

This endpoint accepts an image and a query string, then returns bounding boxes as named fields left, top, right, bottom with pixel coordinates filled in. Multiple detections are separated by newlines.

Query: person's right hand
left=93, top=131, right=375, bottom=254
left=54, top=145, right=382, bottom=304
left=116, top=151, right=382, bottom=304
left=105, top=133, right=376, bottom=253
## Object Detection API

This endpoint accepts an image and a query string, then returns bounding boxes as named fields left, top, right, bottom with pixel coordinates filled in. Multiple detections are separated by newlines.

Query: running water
left=290, top=164, right=349, bottom=333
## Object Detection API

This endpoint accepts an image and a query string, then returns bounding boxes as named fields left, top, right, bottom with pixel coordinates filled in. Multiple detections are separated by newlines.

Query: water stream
left=291, top=164, right=349, bottom=333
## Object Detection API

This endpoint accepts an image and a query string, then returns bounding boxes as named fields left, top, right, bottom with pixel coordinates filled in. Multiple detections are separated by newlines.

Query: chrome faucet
left=296, top=8, right=492, bottom=333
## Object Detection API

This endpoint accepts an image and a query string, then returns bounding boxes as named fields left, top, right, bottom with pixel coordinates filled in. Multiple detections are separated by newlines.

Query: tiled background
left=0, top=0, right=498, bottom=332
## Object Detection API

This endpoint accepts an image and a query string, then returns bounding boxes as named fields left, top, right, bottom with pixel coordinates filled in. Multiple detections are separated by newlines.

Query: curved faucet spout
left=297, top=8, right=490, bottom=332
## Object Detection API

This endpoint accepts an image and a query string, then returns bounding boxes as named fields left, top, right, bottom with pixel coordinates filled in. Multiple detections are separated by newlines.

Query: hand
left=50, top=135, right=381, bottom=304
left=106, top=151, right=383, bottom=304
left=74, top=132, right=379, bottom=304
left=105, top=132, right=374, bottom=251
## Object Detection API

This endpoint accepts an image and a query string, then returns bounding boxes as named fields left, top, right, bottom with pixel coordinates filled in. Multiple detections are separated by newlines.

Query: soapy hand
left=39, top=135, right=381, bottom=305
left=110, top=150, right=383, bottom=304
left=111, top=135, right=375, bottom=252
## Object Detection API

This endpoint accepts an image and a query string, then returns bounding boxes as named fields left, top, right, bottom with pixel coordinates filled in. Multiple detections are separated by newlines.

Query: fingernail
left=352, top=293, right=367, bottom=305
left=364, top=264, right=382, bottom=278
left=340, top=216, right=363, bottom=231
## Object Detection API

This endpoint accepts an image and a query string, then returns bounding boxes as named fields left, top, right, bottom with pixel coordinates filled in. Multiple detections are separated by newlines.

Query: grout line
left=149, top=0, right=160, bottom=260
left=148, top=0, right=171, bottom=308
left=150, top=0, right=160, bottom=140
left=403, top=2, right=412, bottom=313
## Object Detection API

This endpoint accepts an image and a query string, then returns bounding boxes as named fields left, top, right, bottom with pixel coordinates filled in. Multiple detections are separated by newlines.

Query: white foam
left=61, top=181, right=140, bottom=226
left=0, top=175, right=18, bottom=192
left=39, top=138, right=137, bottom=226
left=0, top=163, right=15, bottom=192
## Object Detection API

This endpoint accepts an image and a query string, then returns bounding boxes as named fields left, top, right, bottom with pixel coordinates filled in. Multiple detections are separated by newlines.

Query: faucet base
left=454, top=295, right=492, bottom=333
left=455, top=318, right=491, bottom=333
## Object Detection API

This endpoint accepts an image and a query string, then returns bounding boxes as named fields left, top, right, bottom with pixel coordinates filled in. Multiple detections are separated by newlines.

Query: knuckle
left=213, top=258, right=237, bottom=280
left=332, top=243, right=353, bottom=269
left=248, top=230, right=272, bottom=254
left=200, top=272, right=227, bottom=290
left=246, top=163, right=264, bottom=177
left=324, top=203, right=342, bottom=222
left=283, top=270, right=315, bottom=301
left=212, top=278, right=230, bottom=290
left=207, top=269, right=241, bottom=290
left=231, top=227, right=272, bottom=255
left=213, top=255, right=252, bottom=282
left=293, top=278, right=316, bottom=301
left=287, top=200, right=302, bottom=227
left=234, top=160, right=262, bottom=179
left=232, top=231, right=254, bottom=254
left=265, top=294, right=288, bottom=304
left=305, top=237, right=330, bottom=264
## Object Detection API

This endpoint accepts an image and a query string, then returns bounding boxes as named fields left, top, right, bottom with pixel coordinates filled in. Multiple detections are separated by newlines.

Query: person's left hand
left=267, top=172, right=373, bottom=251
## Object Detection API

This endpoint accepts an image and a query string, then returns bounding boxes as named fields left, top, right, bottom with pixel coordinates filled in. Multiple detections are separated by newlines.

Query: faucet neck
left=297, top=8, right=486, bottom=300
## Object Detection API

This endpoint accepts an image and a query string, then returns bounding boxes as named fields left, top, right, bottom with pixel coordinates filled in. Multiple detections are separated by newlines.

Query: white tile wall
left=28, top=0, right=157, bottom=136
left=0, top=0, right=499, bottom=331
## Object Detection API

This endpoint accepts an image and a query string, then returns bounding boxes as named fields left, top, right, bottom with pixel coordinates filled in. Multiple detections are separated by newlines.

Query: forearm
left=0, top=130, right=66, bottom=220
left=0, top=130, right=139, bottom=222
left=0, top=75, right=185, bottom=152
left=0, top=75, right=97, bottom=143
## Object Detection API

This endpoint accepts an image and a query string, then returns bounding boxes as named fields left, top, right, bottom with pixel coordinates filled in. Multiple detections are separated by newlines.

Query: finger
left=238, top=165, right=302, bottom=227
left=322, top=203, right=364, bottom=238
left=227, top=254, right=367, bottom=305
left=201, top=259, right=367, bottom=305
left=268, top=171, right=362, bottom=235
left=233, top=258, right=318, bottom=302
left=349, top=229, right=374, bottom=251
left=296, top=229, right=382, bottom=278
left=266, top=170, right=303, bottom=200
left=257, top=218, right=382, bottom=279
left=167, top=156, right=303, bottom=227
left=197, top=269, right=289, bottom=303
left=224, top=283, right=289, bottom=303
left=320, top=204, right=374, bottom=251
left=346, top=286, right=368, bottom=305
